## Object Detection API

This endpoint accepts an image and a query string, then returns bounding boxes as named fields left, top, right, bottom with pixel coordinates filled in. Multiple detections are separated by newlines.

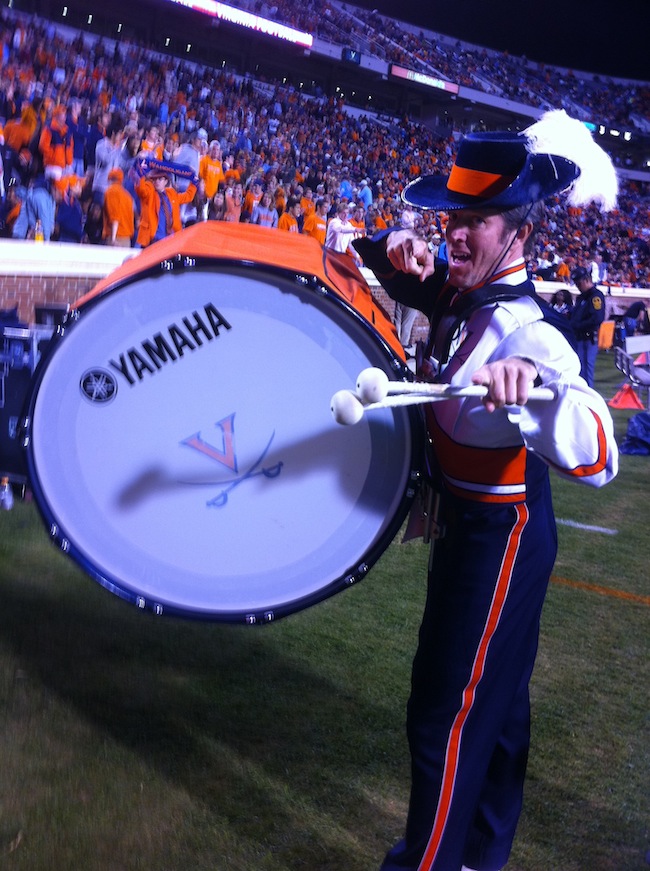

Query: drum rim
left=23, top=256, right=424, bottom=624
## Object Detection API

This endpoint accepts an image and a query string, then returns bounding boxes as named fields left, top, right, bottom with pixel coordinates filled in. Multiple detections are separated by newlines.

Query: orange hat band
left=447, top=164, right=515, bottom=199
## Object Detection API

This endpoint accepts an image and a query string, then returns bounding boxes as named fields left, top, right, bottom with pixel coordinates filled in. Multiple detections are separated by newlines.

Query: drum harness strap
left=413, top=281, right=539, bottom=562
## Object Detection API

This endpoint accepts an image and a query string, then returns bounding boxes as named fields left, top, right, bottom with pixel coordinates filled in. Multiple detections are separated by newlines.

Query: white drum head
left=26, top=261, right=419, bottom=621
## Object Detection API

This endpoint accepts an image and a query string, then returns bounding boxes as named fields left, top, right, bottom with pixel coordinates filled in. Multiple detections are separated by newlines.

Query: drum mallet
left=331, top=367, right=555, bottom=426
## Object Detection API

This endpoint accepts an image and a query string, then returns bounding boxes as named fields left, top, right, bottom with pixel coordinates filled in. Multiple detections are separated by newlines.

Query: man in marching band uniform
left=355, top=111, right=619, bottom=871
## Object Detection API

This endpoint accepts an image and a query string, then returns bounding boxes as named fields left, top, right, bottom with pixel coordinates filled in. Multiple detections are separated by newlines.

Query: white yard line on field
left=556, top=518, right=618, bottom=535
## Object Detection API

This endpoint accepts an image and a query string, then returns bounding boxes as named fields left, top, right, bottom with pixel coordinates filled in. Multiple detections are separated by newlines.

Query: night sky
left=352, top=0, right=648, bottom=82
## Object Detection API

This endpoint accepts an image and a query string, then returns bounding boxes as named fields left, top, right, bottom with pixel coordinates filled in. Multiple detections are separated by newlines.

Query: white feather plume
left=524, top=109, right=618, bottom=212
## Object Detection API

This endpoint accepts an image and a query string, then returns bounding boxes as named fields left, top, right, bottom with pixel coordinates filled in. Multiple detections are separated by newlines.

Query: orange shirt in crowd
left=243, top=189, right=262, bottom=216
left=140, top=139, right=164, bottom=161
left=300, top=195, right=315, bottom=217
left=103, top=174, right=136, bottom=243
left=200, top=155, right=225, bottom=199
left=274, top=187, right=287, bottom=214
left=302, top=211, right=327, bottom=245
left=277, top=211, right=299, bottom=232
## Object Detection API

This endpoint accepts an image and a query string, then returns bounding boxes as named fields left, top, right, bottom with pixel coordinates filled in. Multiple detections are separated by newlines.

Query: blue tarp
left=620, top=411, right=650, bottom=455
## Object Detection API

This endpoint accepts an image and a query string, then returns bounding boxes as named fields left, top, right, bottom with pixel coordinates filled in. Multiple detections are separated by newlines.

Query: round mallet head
left=330, top=390, right=365, bottom=425
left=356, top=367, right=389, bottom=404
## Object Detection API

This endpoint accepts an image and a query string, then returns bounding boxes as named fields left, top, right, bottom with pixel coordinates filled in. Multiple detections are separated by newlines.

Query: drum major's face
left=446, top=209, right=519, bottom=290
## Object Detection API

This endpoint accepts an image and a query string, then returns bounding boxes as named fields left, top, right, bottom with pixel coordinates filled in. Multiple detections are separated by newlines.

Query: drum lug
left=244, top=611, right=275, bottom=625
left=49, top=523, right=70, bottom=553
left=62, top=309, right=80, bottom=331
left=405, top=469, right=421, bottom=499
left=296, top=274, right=321, bottom=289
left=134, top=596, right=164, bottom=615
left=160, top=255, right=197, bottom=272
left=345, top=562, right=369, bottom=586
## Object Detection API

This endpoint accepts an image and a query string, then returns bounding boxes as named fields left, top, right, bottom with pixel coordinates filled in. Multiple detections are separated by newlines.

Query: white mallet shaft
left=331, top=384, right=555, bottom=425
left=356, top=367, right=555, bottom=402
left=357, top=367, right=493, bottom=402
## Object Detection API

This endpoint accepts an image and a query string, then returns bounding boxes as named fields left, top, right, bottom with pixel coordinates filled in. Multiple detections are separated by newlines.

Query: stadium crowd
left=242, top=0, right=650, bottom=149
left=0, top=5, right=649, bottom=290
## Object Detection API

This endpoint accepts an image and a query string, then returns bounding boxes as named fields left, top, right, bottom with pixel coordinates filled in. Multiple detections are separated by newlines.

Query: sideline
left=551, top=574, right=650, bottom=606
left=556, top=518, right=618, bottom=535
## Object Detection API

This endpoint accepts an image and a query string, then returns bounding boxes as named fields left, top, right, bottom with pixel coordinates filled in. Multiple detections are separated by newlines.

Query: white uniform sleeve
left=497, top=321, right=618, bottom=488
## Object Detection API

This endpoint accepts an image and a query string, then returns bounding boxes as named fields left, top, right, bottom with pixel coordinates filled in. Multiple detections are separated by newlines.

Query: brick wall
left=1, top=239, right=646, bottom=341
left=0, top=274, right=97, bottom=323
left=0, top=240, right=434, bottom=343
left=0, top=240, right=132, bottom=325
left=368, top=283, right=430, bottom=344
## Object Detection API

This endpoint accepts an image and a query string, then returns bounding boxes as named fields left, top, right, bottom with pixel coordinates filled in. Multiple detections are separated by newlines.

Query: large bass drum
left=24, top=223, right=421, bottom=623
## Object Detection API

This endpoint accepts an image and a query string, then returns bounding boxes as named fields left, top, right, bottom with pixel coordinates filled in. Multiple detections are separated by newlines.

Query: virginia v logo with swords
left=181, top=414, right=283, bottom=508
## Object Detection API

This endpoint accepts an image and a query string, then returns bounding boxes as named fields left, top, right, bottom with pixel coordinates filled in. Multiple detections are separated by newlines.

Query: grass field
left=0, top=351, right=648, bottom=871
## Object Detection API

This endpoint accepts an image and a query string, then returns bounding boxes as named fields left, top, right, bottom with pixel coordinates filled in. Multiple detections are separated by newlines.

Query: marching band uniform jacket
left=356, top=234, right=617, bottom=871
left=356, top=239, right=616, bottom=498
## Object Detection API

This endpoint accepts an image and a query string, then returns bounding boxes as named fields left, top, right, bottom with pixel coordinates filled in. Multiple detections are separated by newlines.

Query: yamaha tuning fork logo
left=80, top=369, right=118, bottom=403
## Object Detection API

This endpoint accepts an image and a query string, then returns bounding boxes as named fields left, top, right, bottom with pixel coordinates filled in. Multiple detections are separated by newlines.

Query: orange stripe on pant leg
left=417, top=504, right=529, bottom=871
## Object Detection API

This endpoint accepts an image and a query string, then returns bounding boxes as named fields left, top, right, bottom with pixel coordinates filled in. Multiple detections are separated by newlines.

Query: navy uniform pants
left=381, top=479, right=557, bottom=871
left=575, top=337, right=599, bottom=388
